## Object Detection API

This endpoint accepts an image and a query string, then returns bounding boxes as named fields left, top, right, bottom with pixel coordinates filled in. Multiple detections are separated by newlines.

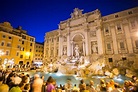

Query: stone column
left=67, top=32, right=71, bottom=56
left=82, top=40, right=85, bottom=56
left=110, top=26, right=118, bottom=54
left=48, top=39, right=51, bottom=57
left=84, top=29, right=89, bottom=56
left=54, top=37, right=56, bottom=57
left=70, top=41, right=73, bottom=56
left=58, top=34, right=63, bottom=57
left=123, top=20, right=133, bottom=53
left=96, top=27, right=104, bottom=54
left=44, top=39, right=46, bottom=58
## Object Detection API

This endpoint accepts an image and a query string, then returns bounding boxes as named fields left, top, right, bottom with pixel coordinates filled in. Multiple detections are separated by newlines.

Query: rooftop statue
left=71, top=8, right=83, bottom=19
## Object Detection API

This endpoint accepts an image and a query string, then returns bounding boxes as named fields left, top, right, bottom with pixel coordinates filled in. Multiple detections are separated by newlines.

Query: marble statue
left=74, top=45, right=79, bottom=58
left=92, top=42, right=98, bottom=53
left=63, top=47, right=67, bottom=55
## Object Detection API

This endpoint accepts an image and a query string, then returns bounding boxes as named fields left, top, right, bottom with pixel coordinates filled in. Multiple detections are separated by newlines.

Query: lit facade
left=44, top=7, right=138, bottom=68
left=33, top=42, right=44, bottom=64
left=0, top=22, right=35, bottom=66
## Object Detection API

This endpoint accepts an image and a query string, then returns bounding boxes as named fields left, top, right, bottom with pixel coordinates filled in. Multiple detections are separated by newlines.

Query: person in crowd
left=79, top=79, right=86, bottom=92
left=131, top=76, right=137, bottom=84
left=100, top=79, right=106, bottom=92
left=88, top=80, right=97, bottom=92
left=41, top=75, right=46, bottom=92
left=122, top=80, right=130, bottom=92
left=72, top=84, right=79, bottom=92
left=0, top=76, right=9, bottom=92
left=32, top=74, right=43, bottom=92
left=47, top=76, right=53, bottom=84
left=22, top=84, right=30, bottom=92
left=26, top=74, right=30, bottom=84
left=6, top=72, right=15, bottom=89
left=110, top=80, right=115, bottom=90
left=106, top=82, right=113, bottom=92
left=19, top=75, right=30, bottom=92
left=65, top=79, right=73, bottom=91
left=9, top=75, right=22, bottom=92
left=46, top=77, right=56, bottom=92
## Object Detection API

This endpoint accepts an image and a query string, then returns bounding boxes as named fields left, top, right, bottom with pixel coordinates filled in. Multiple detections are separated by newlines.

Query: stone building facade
left=33, top=42, right=44, bottom=65
left=44, top=7, right=138, bottom=69
left=0, top=22, right=35, bottom=67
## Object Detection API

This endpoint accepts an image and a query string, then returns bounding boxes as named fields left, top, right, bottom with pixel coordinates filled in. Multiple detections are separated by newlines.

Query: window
left=7, top=43, right=11, bottom=47
left=107, top=43, right=111, bottom=50
left=19, top=39, right=21, bottom=41
left=105, top=28, right=109, bottom=33
left=9, top=36, right=12, bottom=39
left=130, top=21, right=136, bottom=29
left=22, top=41, right=24, bottom=44
left=1, top=42, right=4, bottom=46
left=5, top=51, right=9, bottom=55
left=128, top=11, right=133, bottom=15
left=30, top=43, right=32, bottom=46
left=108, top=58, right=113, bottom=62
left=22, top=35, right=26, bottom=39
left=104, top=27, right=110, bottom=34
left=22, top=48, right=24, bottom=51
left=116, top=24, right=122, bottom=32
left=120, top=42, right=125, bottom=49
left=20, top=47, right=24, bottom=51
left=20, top=55, right=23, bottom=58
left=16, top=52, right=19, bottom=56
left=17, top=45, right=20, bottom=48
left=30, top=49, right=32, bottom=52
left=135, top=40, right=138, bottom=48
left=2, top=35, right=6, bottom=38
left=30, top=38, right=34, bottom=41
left=115, top=15, right=118, bottom=18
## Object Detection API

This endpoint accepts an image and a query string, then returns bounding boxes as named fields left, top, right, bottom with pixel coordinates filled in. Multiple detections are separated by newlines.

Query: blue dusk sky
left=0, top=0, right=138, bottom=42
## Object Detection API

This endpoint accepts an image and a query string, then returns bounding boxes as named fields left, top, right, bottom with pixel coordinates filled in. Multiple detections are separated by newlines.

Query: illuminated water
left=21, top=71, right=130, bottom=87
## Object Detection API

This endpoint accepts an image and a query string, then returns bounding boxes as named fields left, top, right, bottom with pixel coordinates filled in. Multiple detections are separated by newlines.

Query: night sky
left=0, top=0, right=138, bottom=42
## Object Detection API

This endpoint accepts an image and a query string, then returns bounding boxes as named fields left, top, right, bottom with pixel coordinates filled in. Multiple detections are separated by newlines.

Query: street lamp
left=25, top=52, right=30, bottom=59
left=0, top=50, right=4, bottom=56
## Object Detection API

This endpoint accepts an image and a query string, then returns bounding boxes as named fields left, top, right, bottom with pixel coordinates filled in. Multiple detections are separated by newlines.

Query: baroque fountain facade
left=43, top=7, right=138, bottom=77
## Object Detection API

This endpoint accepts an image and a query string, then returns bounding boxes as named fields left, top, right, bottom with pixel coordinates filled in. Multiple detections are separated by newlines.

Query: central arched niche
left=72, top=34, right=84, bottom=56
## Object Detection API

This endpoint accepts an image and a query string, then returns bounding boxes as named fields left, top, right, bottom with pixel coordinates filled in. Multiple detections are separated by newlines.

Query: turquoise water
left=21, top=71, right=131, bottom=87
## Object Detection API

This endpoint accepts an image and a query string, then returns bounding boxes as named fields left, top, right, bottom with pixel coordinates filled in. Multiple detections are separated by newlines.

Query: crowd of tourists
left=0, top=69, right=138, bottom=92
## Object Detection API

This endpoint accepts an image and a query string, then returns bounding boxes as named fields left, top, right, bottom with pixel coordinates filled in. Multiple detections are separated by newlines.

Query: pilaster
left=96, top=26, right=104, bottom=54
left=123, top=20, right=133, bottom=53
left=110, top=26, right=118, bottom=54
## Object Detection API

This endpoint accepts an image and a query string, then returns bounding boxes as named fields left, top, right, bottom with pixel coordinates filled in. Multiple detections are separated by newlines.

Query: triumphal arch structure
left=44, top=8, right=103, bottom=63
